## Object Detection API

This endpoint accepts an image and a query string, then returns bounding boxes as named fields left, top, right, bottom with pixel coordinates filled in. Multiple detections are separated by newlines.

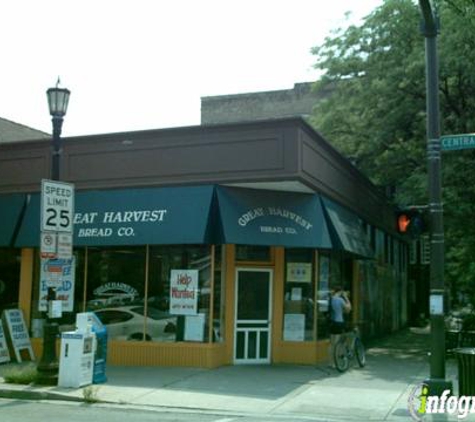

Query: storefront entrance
left=234, top=268, right=273, bottom=364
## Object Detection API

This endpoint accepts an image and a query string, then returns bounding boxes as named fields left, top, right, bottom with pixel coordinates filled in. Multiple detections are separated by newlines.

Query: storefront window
left=283, top=248, right=315, bottom=342
left=86, top=246, right=147, bottom=341
left=148, top=245, right=212, bottom=343
left=29, top=244, right=220, bottom=343
left=0, top=248, right=21, bottom=314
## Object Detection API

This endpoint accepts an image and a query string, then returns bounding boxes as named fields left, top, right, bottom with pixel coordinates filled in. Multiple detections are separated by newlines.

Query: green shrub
left=3, top=364, right=38, bottom=385
left=83, top=385, right=100, bottom=403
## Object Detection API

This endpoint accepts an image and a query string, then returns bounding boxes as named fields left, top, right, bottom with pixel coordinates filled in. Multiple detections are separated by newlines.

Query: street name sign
left=41, top=179, right=75, bottom=233
left=441, top=133, right=475, bottom=151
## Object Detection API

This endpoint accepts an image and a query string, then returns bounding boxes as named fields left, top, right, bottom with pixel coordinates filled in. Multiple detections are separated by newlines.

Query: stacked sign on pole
left=40, top=180, right=75, bottom=314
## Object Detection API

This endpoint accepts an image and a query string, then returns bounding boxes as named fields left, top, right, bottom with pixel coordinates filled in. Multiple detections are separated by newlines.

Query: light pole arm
left=419, top=0, right=439, bottom=36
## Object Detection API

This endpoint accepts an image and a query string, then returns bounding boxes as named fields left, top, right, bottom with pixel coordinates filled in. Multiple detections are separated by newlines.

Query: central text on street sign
left=441, top=134, right=475, bottom=151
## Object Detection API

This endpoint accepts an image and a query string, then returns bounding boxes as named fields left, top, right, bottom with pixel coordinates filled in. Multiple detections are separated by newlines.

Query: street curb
left=0, top=388, right=85, bottom=403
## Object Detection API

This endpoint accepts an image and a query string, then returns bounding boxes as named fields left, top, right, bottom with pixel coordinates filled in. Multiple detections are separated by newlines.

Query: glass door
left=234, top=268, right=272, bottom=364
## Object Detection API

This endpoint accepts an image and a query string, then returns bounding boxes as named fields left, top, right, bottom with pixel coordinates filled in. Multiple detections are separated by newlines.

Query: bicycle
left=333, top=326, right=366, bottom=372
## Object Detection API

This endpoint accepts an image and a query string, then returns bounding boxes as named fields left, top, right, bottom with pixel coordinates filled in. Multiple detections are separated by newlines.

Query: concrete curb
left=0, top=387, right=85, bottom=402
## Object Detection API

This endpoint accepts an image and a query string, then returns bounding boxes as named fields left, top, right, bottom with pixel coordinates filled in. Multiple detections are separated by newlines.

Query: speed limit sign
left=41, top=179, right=75, bottom=233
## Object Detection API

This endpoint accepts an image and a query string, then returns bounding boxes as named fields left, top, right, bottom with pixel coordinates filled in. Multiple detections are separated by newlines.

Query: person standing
left=329, top=286, right=352, bottom=365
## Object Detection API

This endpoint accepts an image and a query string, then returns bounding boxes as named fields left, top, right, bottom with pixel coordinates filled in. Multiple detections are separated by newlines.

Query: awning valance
left=15, top=185, right=216, bottom=247
left=0, top=194, right=27, bottom=247
left=321, top=197, right=374, bottom=258
left=216, top=186, right=332, bottom=248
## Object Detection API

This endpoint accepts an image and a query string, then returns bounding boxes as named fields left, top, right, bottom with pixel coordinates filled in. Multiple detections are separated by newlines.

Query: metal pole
left=418, top=0, right=452, bottom=396
left=51, top=116, right=64, bottom=181
left=36, top=115, right=64, bottom=385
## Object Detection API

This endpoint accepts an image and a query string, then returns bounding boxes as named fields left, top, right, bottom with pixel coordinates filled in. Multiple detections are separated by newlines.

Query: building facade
left=201, top=82, right=333, bottom=125
left=0, top=118, right=407, bottom=367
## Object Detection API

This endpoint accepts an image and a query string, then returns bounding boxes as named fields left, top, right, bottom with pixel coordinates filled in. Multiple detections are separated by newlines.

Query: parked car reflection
left=94, top=306, right=176, bottom=342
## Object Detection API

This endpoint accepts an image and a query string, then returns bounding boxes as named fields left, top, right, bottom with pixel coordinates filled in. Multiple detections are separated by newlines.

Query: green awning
left=0, top=193, right=27, bottom=247
left=216, top=186, right=332, bottom=248
left=321, top=197, right=374, bottom=258
left=15, top=185, right=216, bottom=247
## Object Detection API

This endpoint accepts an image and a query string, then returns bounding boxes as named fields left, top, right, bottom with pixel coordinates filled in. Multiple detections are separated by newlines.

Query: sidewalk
left=0, top=327, right=462, bottom=421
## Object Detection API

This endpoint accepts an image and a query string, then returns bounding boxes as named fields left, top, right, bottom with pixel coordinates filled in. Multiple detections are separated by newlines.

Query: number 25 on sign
left=41, top=179, right=75, bottom=233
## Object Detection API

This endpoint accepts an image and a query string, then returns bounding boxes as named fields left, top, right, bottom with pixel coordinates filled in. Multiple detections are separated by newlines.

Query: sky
left=1, top=0, right=383, bottom=137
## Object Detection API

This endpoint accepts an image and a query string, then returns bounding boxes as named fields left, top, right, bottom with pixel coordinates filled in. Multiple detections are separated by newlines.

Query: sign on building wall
left=0, top=323, right=11, bottom=363
left=286, top=263, right=312, bottom=283
left=39, top=257, right=75, bottom=312
left=2, top=309, right=34, bottom=362
left=169, top=270, right=199, bottom=315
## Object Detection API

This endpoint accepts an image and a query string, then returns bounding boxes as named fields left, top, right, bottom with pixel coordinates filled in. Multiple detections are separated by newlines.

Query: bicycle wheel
left=334, top=341, right=350, bottom=372
left=354, top=338, right=366, bottom=368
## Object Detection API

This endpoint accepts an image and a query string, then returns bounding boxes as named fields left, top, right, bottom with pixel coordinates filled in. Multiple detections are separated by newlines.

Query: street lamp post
left=418, top=0, right=452, bottom=395
left=36, top=81, right=70, bottom=385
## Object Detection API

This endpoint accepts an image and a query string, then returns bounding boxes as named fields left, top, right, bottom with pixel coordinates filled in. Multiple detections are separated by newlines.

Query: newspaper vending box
left=58, top=330, right=96, bottom=388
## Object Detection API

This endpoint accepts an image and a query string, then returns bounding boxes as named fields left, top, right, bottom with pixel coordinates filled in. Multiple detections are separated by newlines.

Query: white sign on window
left=184, top=313, right=206, bottom=342
left=283, top=313, right=306, bottom=342
left=169, top=269, right=199, bottom=315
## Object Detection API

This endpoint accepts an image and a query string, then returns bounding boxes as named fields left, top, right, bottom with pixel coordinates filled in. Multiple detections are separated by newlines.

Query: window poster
left=169, top=269, right=199, bottom=315
left=283, top=313, right=305, bottom=342
left=290, top=287, right=302, bottom=301
left=286, top=263, right=312, bottom=283
left=184, top=313, right=206, bottom=342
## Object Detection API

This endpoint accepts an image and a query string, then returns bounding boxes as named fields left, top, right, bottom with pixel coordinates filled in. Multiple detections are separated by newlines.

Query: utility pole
left=418, top=0, right=452, bottom=395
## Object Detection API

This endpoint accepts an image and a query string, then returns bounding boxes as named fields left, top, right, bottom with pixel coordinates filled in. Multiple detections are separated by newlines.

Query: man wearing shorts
left=329, top=286, right=352, bottom=365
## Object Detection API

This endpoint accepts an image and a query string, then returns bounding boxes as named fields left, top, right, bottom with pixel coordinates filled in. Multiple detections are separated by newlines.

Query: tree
left=310, top=0, right=475, bottom=305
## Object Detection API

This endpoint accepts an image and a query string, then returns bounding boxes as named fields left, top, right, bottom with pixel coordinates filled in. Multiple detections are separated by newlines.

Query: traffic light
left=397, top=208, right=426, bottom=236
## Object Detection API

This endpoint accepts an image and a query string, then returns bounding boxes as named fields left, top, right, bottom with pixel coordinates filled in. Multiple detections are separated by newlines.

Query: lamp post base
left=424, top=378, right=453, bottom=397
left=36, top=321, right=59, bottom=385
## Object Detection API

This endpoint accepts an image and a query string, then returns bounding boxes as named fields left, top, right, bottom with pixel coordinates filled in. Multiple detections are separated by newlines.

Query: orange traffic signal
left=398, top=213, right=411, bottom=233
left=397, top=209, right=426, bottom=235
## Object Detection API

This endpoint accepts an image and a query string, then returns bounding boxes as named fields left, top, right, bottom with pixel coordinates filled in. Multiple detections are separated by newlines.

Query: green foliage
left=310, top=0, right=475, bottom=303
left=83, top=385, right=101, bottom=403
left=2, top=363, right=38, bottom=385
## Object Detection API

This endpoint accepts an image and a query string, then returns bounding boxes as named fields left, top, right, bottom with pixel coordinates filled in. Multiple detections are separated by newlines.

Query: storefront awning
left=216, top=186, right=332, bottom=248
left=15, top=185, right=216, bottom=247
left=0, top=193, right=27, bottom=247
left=320, top=197, right=374, bottom=258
